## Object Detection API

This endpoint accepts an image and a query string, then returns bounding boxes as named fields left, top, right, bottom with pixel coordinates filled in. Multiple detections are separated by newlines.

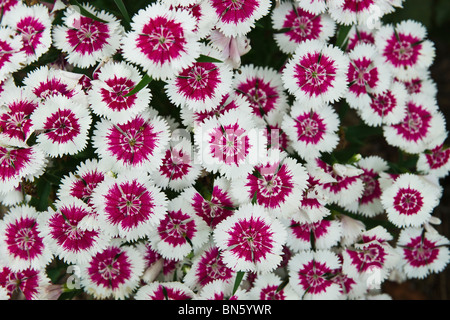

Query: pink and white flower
left=394, top=70, right=437, bottom=98
left=328, top=0, right=392, bottom=26
left=375, top=20, right=435, bottom=81
left=194, top=279, right=249, bottom=300
left=282, top=103, right=340, bottom=161
left=0, top=0, right=19, bottom=15
left=181, top=177, right=236, bottom=228
left=78, top=240, right=145, bottom=300
left=396, top=228, right=450, bottom=279
left=121, top=2, right=200, bottom=80
left=22, top=66, right=87, bottom=106
left=416, top=144, right=450, bottom=179
left=357, top=81, right=407, bottom=127
left=383, top=94, right=447, bottom=154
left=152, top=137, right=202, bottom=192
left=0, top=86, right=38, bottom=147
left=183, top=241, right=236, bottom=290
left=37, top=198, right=110, bottom=264
left=0, top=145, right=46, bottom=194
left=285, top=218, right=342, bottom=251
left=271, top=2, right=336, bottom=54
left=248, top=272, right=299, bottom=300
left=0, top=205, right=53, bottom=272
left=91, top=171, right=168, bottom=241
left=30, top=95, right=92, bottom=157
left=345, top=43, right=391, bottom=110
left=208, top=0, right=271, bottom=37
left=213, top=203, right=287, bottom=273
left=195, top=108, right=267, bottom=179
left=380, top=173, right=440, bottom=228
left=0, top=266, right=50, bottom=300
left=52, top=4, right=124, bottom=68
left=134, top=281, right=195, bottom=300
left=345, top=25, right=376, bottom=52
left=148, top=195, right=210, bottom=261
left=92, top=111, right=170, bottom=174
left=2, top=3, right=52, bottom=64
left=282, top=40, right=349, bottom=108
left=0, top=27, right=26, bottom=82
left=288, top=249, right=342, bottom=300
left=231, top=149, right=309, bottom=218
left=296, top=0, right=339, bottom=15
left=233, top=64, right=288, bottom=126
left=165, top=44, right=233, bottom=112
left=208, top=29, right=251, bottom=69
left=88, top=61, right=152, bottom=124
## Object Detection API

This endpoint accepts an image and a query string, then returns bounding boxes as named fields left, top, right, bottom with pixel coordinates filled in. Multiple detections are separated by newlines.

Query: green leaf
left=232, top=271, right=245, bottom=295
left=69, top=0, right=109, bottom=24
left=196, top=54, right=223, bottom=63
left=335, top=24, right=352, bottom=49
left=114, top=0, right=131, bottom=24
left=125, top=74, right=153, bottom=97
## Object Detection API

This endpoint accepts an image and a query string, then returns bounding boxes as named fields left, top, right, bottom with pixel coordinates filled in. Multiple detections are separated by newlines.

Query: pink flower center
left=360, top=169, right=381, bottom=205
left=235, top=77, right=279, bottom=117
left=33, top=78, right=75, bottom=100
left=0, top=147, right=32, bottom=181
left=296, top=260, right=334, bottom=294
left=16, top=16, right=46, bottom=56
left=100, top=76, right=137, bottom=112
left=347, top=242, right=386, bottom=272
left=369, top=90, right=397, bottom=117
left=0, top=99, right=38, bottom=143
left=159, top=147, right=191, bottom=180
left=260, top=284, right=287, bottom=300
left=384, top=33, right=422, bottom=68
left=43, top=108, right=81, bottom=144
left=426, top=145, right=450, bottom=170
left=393, top=187, right=424, bottom=216
left=175, top=62, right=221, bottom=101
left=70, top=170, right=105, bottom=207
left=5, top=216, right=44, bottom=261
left=226, top=216, right=274, bottom=263
left=87, top=247, right=132, bottom=290
left=348, top=57, right=379, bottom=96
left=137, top=16, right=187, bottom=64
left=403, top=236, right=439, bottom=267
left=67, top=16, right=110, bottom=55
left=283, top=7, right=323, bottom=43
left=209, top=123, right=251, bottom=165
left=157, top=209, right=196, bottom=246
left=342, top=0, right=374, bottom=13
left=293, top=51, right=337, bottom=97
left=210, top=0, right=259, bottom=23
left=392, top=101, right=432, bottom=142
left=294, top=111, right=326, bottom=144
left=196, top=247, right=233, bottom=286
left=0, top=267, right=41, bottom=300
left=192, top=186, right=234, bottom=227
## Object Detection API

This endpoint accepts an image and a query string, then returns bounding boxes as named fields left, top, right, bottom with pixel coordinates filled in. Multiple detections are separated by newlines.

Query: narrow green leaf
left=196, top=54, right=223, bottom=63
left=251, top=191, right=258, bottom=204
left=114, top=0, right=131, bottom=24
left=125, top=74, right=153, bottom=97
left=232, top=271, right=245, bottom=295
left=335, top=24, right=352, bottom=49
left=69, top=0, right=109, bottom=24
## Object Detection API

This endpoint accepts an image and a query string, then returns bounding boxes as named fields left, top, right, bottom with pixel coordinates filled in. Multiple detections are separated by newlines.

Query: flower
left=0, top=266, right=50, bottom=300
left=91, top=171, right=168, bottom=241
left=328, top=0, right=394, bottom=26
left=394, top=69, right=437, bottom=98
left=194, top=279, right=249, bottom=300
left=213, top=203, right=287, bottom=273
left=2, top=3, right=52, bottom=65
left=183, top=241, right=236, bottom=290
left=416, top=144, right=450, bottom=179
left=0, top=86, right=38, bottom=148
left=165, top=43, right=233, bottom=112
left=383, top=94, right=447, bottom=154
left=92, top=111, right=170, bottom=174
left=281, top=103, right=340, bottom=161
left=271, top=2, right=336, bottom=54
left=231, top=149, right=309, bottom=218
left=78, top=239, right=145, bottom=300
left=282, top=40, right=349, bottom=108
left=87, top=61, right=152, bottom=124
left=52, top=4, right=124, bottom=68
left=357, top=81, right=407, bottom=127
left=148, top=195, right=210, bottom=261
left=233, top=64, right=288, bottom=125
left=288, top=250, right=342, bottom=300
left=208, top=29, right=251, bottom=69
left=285, top=218, right=342, bottom=251
left=134, top=281, right=195, bottom=300
left=345, top=25, right=376, bottom=52
left=37, top=198, right=110, bottom=264
left=0, top=27, right=26, bottom=82
left=248, top=272, right=299, bottom=300
left=181, top=177, right=236, bottom=228
left=395, top=227, right=450, bottom=279
left=375, top=20, right=435, bottom=81
left=30, top=94, right=92, bottom=157
left=152, top=137, right=202, bottom=192
left=295, top=0, right=336, bottom=15
left=195, top=108, right=267, bottom=179
left=0, top=145, right=46, bottom=194
left=22, top=66, right=87, bottom=105
left=0, top=0, right=19, bottom=14
left=345, top=43, right=392, bottom=110
left=208, top=0, right=271, bottom=37
left=0, top=205, right=53, bottom=272
left=380, top=173, right=440, bottom=228
left=121, top=2, right=200, bottom=80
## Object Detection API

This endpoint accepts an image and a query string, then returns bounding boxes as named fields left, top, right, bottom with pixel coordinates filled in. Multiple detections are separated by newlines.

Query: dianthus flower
left=0, top=27, right=26, bottom=82
left=0, top=266, right=50, bottom=300
left=248, top=272, right=300, bottom=300
left=416, top=144, right=450, bottom=179
left=135, top=281, right=195, bottom=300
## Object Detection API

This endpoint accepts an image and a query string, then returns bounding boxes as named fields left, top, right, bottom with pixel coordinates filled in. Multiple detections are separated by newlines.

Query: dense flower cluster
left=0, top=0, right=448, bottom=300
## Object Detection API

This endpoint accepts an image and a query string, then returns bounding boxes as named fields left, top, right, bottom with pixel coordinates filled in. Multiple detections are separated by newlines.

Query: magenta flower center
left=209, top=123, right=251, bottom=165
left=43, top=108, right=81, bottom=144
left=348, top=57, right=379, bottom=96
left=369, top=90, right=397, bottom=117
left=384, top=33, right=422, bottom=67
left=210, top=0, right=259, bottom=23
left=296, top=260, right=334, bottom=294
left=5, top=216, right=44, bottom=260
left=294, top=111, right=326, bottom=144
left=157, top=209, right=196, bottom=247
left=393, top=102, right=431, bottom=142
left=16, top=16, right=45, bottom=56
left=33, top=78, right=75, bottom=100
left=175, top=62, right=220, bottom=101
left=236, top=77, right=279, bottom=117
left=0, top=100, right=38, bottom=142
left=159, top=147, right=191, bottom=180
left=67, top=16, right=110, bottom=55
left=283, top=8, right=323, bottom=43
left=100, top=76, right=137, bottom=112
left=0, top=147, right=32, bottom=180
left=196, top=247, right=233, bottom=286
left=403, top=236, right=439, bottom=267
left=393, top=187, right=424, bottom=216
